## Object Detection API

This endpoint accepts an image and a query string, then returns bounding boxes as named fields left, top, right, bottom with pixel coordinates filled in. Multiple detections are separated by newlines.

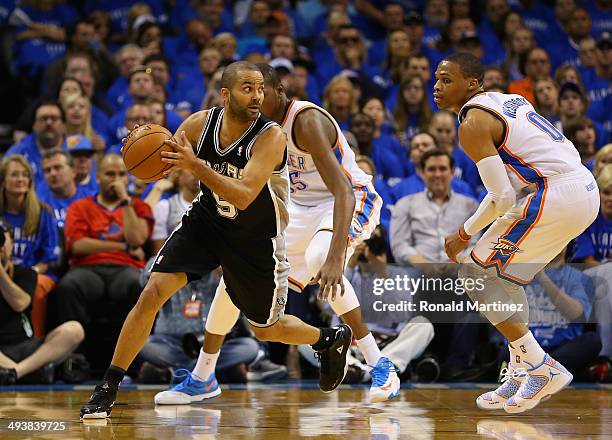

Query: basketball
left=122, top=124, right=174, bottom=182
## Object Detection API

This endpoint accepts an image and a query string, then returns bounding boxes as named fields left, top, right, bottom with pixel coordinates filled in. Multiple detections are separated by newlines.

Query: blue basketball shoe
left=369, top=357, right=400, bottom=403
left=154, top=370, right=221, bottom=405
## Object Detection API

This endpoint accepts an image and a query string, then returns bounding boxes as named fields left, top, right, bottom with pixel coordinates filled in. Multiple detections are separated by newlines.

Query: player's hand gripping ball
left=122, top=124, right=174, bottom=182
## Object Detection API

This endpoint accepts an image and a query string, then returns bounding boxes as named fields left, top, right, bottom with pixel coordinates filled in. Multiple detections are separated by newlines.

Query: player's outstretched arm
left=294, top=109, right=355, bottom=300
left=163, top=124, right=285, bottom=211
left=445, top=109, right=517, bottom=262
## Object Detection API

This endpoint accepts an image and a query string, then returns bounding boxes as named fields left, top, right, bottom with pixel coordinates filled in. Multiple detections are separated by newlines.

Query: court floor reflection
left=0, top=385, right=609, bottom=439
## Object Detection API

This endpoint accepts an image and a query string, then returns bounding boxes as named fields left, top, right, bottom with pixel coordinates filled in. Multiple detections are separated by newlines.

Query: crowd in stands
left=0, top=0, right=611, bottom=385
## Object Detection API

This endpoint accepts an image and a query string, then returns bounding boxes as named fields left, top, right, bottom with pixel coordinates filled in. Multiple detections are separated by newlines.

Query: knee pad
left=304, top=232, right=333, bottom=278
left=205, top=278, right=240, bottom=335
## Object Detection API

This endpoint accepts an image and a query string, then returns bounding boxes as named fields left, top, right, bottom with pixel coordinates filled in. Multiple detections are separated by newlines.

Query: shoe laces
left=500, top=366, right=527, bottom=383
left=171, top=369, right=205, bottom=390
left=370, top=359, right=397, bottom=387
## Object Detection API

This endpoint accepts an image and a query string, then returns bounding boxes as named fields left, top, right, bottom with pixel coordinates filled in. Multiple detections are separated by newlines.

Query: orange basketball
left=122, top=124, right=174, bottom=182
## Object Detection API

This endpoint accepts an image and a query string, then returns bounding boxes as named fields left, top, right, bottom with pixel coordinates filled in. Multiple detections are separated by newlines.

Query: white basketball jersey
left=282, top=100, right=372, bottom=205
left=458, top=92, right=583, bottom=190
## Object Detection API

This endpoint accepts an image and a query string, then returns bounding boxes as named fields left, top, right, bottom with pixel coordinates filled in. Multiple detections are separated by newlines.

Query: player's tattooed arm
left=294, top=108, right=355, bottom=300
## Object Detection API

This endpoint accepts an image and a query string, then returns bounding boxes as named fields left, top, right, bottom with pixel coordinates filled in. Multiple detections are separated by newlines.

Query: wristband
left=458, top=227, right=471, bottom=242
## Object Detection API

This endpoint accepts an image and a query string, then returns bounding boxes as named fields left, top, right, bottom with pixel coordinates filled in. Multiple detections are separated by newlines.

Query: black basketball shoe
left=80, top=383, right=117, bottom=419
left=316, top=324, right=353, bottom=393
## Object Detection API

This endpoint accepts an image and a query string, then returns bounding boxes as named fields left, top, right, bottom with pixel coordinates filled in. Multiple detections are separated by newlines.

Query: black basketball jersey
left=191, top=107, right=289, bottom=240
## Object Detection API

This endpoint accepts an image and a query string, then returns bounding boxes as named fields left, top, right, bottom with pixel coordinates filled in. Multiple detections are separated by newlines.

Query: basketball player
left=153, top=64, right=400, bottom=405
left=80, top=61, right=353, bottom=419
left=437, top=53, right=600, bottom=413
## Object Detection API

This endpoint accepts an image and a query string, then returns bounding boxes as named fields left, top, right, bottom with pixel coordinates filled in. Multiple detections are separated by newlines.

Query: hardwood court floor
left=0, top=384, right=610, bottom=439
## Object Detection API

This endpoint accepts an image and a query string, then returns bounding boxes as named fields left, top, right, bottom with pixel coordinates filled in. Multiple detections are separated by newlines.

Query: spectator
left=391, top=131, right=481, bottom=203
left=394, top=75, right=433, bottom=149
left=572, top=164, right=612, bottom=267
left=595, top=144, right=612, bottom=176
left=361, top=96, right=404, bottom=164
left=457, top=32, right=485, bottom=63
left=65, top=135, right=99, bottom=196
left=555, top=65, right=585, bottom=89
left=108, top=104, right=153, bottom=154
left=550, top=7, right=593, bottom=67
left=564, top=116, right=599, bottom=169
left=483, top=66, right=508, bottom=92
left=583, top=33, right=612, bottom=107
left=316, top=25, right=381, bottom=87
left=403, top=12, right=436, bottom=61
left=165, top=18, right=212, bottom=74
left=0, top=221, right=84, bottom=385
left=53, top=154, right=153, bottom=327
left=557, top=82, right=608, bottom=149
left=428, top=110, right=481, bottom=192
left=7, top=102, right=65, bottom=190
left=501, top=27, right=535, bottom=82
left=584, top=32, right=612, bottom=127
left=43, top=18, right=117, bottom=96
left=534, top=78, right=560, bottom=124
left=390, top=149, right=478, bottom=271
left=107, top=44, right=145, bottom=112
left=112, top=64, right=156, bottom=117
left=60, top=93, right=105, bottom=154
left=348, top=112, right=404, bottom=183
left=11, top=0, right=75, bottom=85
left=0, top=155, right=60, bottom=337
left=579, top=37, right=598, bottom=71
left=322, top=75, right=358, bottom=131
left=508, top=47, right=552, bottom=104
left=173, top=47, right=222, bottom=115
left=39, top=149, right=89, bottom=229
left=13, top=76, right=84, bottom=145
left=211, top=33, right=238, bottom=62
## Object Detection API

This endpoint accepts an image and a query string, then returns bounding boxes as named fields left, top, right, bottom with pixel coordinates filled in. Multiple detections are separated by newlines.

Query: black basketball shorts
left=151, top=210, right=288, bottom=327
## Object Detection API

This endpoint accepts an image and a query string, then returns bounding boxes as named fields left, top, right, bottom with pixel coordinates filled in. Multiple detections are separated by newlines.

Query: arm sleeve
left=390, top=198, right=418, bottom=263
left=464, top=155, right=516, bottom=235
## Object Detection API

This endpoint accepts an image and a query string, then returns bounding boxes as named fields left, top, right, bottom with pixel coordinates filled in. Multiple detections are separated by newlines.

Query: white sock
left=193, top=349, right=220, bottom=380
left=356, top=333, right=382, bottom=367
left=509, top=331, right=546, bottom=367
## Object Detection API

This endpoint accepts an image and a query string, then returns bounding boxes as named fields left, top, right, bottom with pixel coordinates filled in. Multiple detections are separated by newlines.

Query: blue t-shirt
left=573, top=211, right=612, bottom=262
left=527, top=265, right=593, bottom=348
left=37, top=185, right=90, bottom=229
left=3, top=209, right=59, bottom=268
left=583, top=2, right=612, bottom=36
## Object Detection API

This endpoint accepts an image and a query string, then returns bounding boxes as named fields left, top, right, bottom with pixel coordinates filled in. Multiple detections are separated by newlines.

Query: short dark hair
left=256, top=62, right=281, bottom=88
left=42, top=148, right=73, bottom=166
left=220, top=61, right=261, bottom=89
left=443, top=52, right=484, bottom=85
left=34, top=101, right=65, bottom=123
left=143, top=53, right=169, bottom=67
left=420, top=149, right=454, bottom=170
